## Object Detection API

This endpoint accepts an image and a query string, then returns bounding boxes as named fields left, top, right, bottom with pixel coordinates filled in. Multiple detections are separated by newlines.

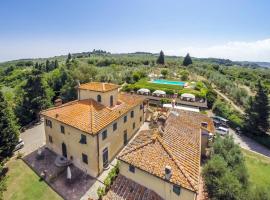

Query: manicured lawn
left=125, top=79, right=207, bottom=97
left=242, top=149, right=270, bottom=188
left=3, top=159, right=62, bottom=200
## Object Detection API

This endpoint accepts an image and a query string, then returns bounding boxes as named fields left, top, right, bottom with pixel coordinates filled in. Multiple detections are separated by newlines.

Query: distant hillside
left=238, top=61, right=270, bottom=68
left=1, top=50, right=269, bottom=69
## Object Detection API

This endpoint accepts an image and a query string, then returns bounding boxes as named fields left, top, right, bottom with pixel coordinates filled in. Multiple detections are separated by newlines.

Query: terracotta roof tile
left=78, top=82, right=120, bottom=92
left=103, top=174, right=163, bottom=200
left=41, top=93, right=144, bottom=135
left=118, top=110, right=215, bottom=193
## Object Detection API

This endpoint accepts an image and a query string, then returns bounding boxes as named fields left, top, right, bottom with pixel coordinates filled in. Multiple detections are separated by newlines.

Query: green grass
left=134, top=79, right=184, bottom=91
left=3, top=159, right=62, bottom=200
left=125, top=79, right=208, bottom=97
left=242, top=149, right=270, bottom=188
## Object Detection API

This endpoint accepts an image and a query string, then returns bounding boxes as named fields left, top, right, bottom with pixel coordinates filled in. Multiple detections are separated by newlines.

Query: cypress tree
left=0, top=90, right=19, bottom=160
left=16, top=69, right=53, bottom=126
left=156, top=50, right=165, bottom=65
left=45, top=59, right=50, bottom=72
left=183, top=53, right=192, bottom=66
left=244, top=81, right=269, bottom=136
left=54, top=60, right=59, bottom=68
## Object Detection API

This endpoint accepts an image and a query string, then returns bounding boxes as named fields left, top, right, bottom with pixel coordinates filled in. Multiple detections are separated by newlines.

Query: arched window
left=97, top=95, right=102, bottom=103
left=110, top=95, right=113, bottom=107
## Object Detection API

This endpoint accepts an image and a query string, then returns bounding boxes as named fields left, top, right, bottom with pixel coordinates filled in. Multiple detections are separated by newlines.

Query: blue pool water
left=151, top=79, right=186, bottom=86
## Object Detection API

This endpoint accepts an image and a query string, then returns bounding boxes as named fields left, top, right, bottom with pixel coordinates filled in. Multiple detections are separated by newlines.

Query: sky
left=1, top=0, right=270, bottom=62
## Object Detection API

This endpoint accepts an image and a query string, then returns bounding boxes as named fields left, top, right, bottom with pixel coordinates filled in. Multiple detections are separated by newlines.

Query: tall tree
left=54, top=60, right=59, bottom=68
left=16, top=69, right=53, bottom=126
left=156, top=50, right=165, bottom=65
left=66, top=53, right=72, bottom=64
left=183, top=53, right=192, bottom=66
left=0, top=91, right=19, bottom=199
left=45, top=59, right=50, bottom=72
left=0, top=90, right=19, bottom=160
left=244, top=81, right=269, bottom=136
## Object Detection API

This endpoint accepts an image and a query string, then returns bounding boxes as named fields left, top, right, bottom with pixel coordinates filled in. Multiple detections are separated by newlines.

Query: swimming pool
left=151, top=79, right=186, bottom=86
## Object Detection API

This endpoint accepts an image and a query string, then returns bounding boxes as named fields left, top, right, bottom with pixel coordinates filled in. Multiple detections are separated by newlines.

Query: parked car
left=212, top=116, right=229, bottom=124
left=14, top=138, right=24, bottom=152
left=215, top=127, right=229, bottom=136
left=212, top=116, right=229, bottom=127
left=235, top=127, right=242, bottom=135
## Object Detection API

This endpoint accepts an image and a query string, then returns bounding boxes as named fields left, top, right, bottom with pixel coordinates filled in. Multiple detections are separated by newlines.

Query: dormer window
left=97, top=95, right=102, bottom=103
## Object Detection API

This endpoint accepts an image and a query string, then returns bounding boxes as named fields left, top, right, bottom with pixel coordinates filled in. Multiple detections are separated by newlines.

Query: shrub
left=160, top=98, right=171, bottom=104
left=97, top=186, right=106, bottom=199
left=203, top=136, right=249, bottom=200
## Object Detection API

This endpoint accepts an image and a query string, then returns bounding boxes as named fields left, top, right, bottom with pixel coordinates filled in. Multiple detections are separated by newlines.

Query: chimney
left=76, top=80, right=81, bottom=87
left=165, top=166, right=172, bottom=180
left=54, top=98, right=62, bottom=107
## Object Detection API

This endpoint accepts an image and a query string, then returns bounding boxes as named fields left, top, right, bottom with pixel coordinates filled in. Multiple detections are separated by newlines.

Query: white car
left=215, top=127, right=229, bottom=136
left=14, top=138, right=24, bottom=152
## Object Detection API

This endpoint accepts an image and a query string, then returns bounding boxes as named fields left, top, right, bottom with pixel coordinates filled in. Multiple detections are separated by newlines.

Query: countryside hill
left=1, top=51, right=270, bottom=68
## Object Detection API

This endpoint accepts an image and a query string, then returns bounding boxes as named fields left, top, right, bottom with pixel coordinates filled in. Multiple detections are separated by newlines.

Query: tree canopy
left=15, top=69, right=53, bottom=126
left=0, top=90, right=19, bottom=160
left=244, top=81, right=269, bottom=136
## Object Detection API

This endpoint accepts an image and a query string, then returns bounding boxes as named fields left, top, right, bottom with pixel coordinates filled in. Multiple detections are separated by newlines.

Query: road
left=19, top=120, right=46, bottom=155
left=229, top=128, right=270, bottom=157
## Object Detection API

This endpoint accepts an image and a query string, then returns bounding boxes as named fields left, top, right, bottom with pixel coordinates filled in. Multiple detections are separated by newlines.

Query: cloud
left=177, top=38, right=270, bottom=62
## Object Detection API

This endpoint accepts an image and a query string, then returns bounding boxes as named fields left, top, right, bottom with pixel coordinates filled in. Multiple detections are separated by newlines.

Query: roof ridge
left=40, top=100, right=79, bottom=113
left=155, top=135, right=197, bottom=192
left=89, top=99, right=94, bottom=134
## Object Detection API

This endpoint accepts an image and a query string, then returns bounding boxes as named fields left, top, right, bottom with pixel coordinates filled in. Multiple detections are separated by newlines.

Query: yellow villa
left=41, top=82, right=145, bottom=177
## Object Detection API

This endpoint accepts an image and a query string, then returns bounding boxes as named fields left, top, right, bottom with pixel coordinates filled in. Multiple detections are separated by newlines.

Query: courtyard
left=23, top=147, right=96, bottom=200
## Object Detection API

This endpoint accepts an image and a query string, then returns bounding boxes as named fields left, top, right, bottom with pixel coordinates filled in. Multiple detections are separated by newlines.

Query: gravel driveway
left=19, top=120, right=46, bottom=155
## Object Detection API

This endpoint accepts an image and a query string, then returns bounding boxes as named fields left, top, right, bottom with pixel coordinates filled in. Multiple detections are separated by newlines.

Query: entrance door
left=103, top=147, right=108, bottom=168
left=62, top=143, right=67, bottom=158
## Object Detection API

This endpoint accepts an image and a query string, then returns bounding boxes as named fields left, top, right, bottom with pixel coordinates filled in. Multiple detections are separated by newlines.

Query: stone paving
left=24, top=147, right=96, bottom=200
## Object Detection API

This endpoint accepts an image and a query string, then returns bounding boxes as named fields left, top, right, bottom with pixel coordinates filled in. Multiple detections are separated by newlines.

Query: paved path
left=19, top=120, right=46, bottom=155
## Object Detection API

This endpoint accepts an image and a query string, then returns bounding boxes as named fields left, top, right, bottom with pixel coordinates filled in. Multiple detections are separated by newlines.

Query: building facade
left=42, top=82, right=144, bottom=177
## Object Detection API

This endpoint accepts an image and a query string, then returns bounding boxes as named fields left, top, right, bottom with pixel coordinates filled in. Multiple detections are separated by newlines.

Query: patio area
left=23, top=147, right=96, bottom=200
